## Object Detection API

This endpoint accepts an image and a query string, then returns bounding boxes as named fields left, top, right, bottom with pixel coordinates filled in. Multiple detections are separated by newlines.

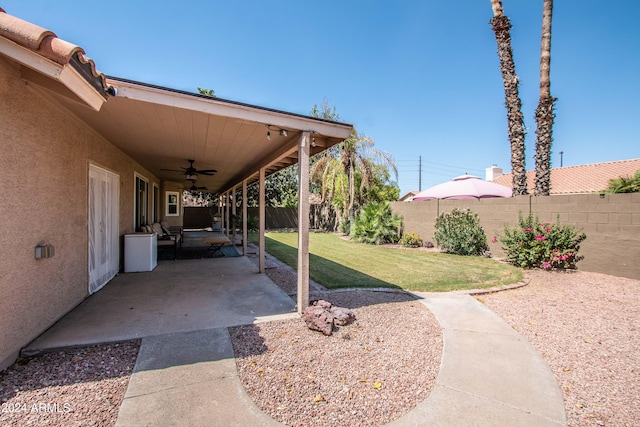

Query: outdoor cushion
left=151, top=222, right=165, bottom=236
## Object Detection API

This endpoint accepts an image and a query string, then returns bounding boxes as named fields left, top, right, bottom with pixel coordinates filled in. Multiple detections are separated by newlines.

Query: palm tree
left=310, top=130, right=397, bottom=227
left=340, top=132, right=397, bottom=222
left=606, top=170, right=640, bottom=193
left=490, top=0, right=528, bottom=196
left=534, top=0, right=556, bottom=196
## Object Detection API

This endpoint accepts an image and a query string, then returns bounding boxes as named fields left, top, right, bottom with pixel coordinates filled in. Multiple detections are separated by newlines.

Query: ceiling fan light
left=280, top=129, right=287, bottom=137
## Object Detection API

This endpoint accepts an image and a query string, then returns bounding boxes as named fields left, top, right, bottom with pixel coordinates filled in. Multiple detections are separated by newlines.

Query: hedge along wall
left=391, top=193, right=640, bottom=280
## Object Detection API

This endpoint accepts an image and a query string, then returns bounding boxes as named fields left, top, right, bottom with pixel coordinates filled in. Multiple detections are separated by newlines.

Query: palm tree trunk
left=490, top=0, right=528, bottom=196
left=348, top=162, right=356, bottom=222
left=534, top=0, right=556, bottom=196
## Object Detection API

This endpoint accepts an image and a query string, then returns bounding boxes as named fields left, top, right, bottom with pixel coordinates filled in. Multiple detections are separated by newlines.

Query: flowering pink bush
left=500, top=213, right=586, bottom=270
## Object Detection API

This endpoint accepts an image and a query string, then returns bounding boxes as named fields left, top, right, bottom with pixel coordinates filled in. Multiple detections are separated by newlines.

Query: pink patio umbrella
left=412, top=174, right=512, bottom=200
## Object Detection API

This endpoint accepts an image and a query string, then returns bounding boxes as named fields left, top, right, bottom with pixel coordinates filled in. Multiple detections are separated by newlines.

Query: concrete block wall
left=391, top=193, right=640, bottom=280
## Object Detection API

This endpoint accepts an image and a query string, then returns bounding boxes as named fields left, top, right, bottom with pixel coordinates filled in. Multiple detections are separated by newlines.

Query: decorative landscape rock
left=330, top=306, right=356, bottom=326
left=303, top=300, right=356, bottom=335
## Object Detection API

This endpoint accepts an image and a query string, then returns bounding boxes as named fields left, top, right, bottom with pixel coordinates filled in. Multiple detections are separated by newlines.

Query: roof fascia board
left=0, top=36, right=61, bottom=77
left=0, top=37, right=105, bottom=111
left=109, top=78, right=352, bottom=139
left=58, top=66, right=106, bottom=111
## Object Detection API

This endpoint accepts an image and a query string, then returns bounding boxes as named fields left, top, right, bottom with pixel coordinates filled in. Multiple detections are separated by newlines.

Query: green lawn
left=251, top=232, right=522, bottom=292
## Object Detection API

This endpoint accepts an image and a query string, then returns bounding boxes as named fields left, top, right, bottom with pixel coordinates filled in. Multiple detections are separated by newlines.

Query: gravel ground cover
left=0, top=341, right=139, bottom=427
left=230, top=291, right=443, bottom=427
left=240, top=250, right=444, bottom=426
left=480, top=270, right=639, bottom=427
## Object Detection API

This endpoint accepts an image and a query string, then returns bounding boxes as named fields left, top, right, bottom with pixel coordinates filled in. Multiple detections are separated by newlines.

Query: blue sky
left=3, top=1, right=639, bottom=195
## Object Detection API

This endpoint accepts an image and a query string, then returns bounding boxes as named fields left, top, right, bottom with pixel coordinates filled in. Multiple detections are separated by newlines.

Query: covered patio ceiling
left=33, top=75, right=353, bottom=194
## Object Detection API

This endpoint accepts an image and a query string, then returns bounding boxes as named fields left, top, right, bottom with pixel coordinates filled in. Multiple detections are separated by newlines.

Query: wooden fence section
left=184, top=207, right=299, bottom=230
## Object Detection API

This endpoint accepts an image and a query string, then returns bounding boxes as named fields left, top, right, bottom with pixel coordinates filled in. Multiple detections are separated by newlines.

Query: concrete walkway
left=388, top=293, right=567, bottom=426
left=114, top=293, right=566, bottom=426
left=116, top=328, right=285, bottom=427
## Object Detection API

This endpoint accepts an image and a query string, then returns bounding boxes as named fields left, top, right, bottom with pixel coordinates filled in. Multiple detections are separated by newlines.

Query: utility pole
left=418, top=155, right=422, bottom=191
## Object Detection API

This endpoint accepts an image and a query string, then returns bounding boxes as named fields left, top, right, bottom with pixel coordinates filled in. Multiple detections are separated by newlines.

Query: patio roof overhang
left=33, top=75, right=353, bottom=193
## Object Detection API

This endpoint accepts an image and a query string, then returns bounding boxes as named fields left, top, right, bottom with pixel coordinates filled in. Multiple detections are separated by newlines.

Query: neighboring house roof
left=491, top=158, right=640, bottom=194
left=0, top=8, right=110, bottom=109
left=399, top=191, right=418, bottom=202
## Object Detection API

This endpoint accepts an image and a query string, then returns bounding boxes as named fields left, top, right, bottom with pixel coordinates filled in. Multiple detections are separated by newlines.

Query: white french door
left=88, top=165, right=120, bottom=294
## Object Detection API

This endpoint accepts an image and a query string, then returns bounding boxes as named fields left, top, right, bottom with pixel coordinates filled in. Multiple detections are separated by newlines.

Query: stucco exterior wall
left=161, top=181, right=185, bottom=228
left=0, top=57, right=158, bottom=369
left=391, top=193, right=640, bottom=280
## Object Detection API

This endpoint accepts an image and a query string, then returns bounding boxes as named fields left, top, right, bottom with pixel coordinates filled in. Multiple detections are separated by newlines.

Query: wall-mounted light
left=35, top=244, right=55, bottom=259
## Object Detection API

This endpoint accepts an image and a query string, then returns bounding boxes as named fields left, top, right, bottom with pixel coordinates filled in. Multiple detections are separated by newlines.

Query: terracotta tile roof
left=491, top=158, right=640, bottom=194
left=0, top=8, right=107, bottom=91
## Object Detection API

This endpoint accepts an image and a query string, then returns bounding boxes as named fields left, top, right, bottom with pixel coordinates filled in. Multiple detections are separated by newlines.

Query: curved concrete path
left=387, top=293, right=567, bottom=426
left=116, top=293, right=567, bottom=426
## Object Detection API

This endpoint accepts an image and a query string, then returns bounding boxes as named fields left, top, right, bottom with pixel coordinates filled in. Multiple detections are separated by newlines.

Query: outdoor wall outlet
left=35, top=244, right=55, bottom=259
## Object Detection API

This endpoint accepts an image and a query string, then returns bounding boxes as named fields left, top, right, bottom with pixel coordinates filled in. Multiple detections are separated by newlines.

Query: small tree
left=197, top=87, right=216, bottom=97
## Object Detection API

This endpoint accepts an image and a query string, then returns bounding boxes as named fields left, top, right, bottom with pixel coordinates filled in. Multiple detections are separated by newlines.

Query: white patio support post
left=242, top=179, right=248, bottom=256
left=297, top=131, right=311, bottom=314
left=231, top=185, right=237, bottom=244
left=259, top=167, right=266, bottom=273
left=225, top=190, right=231, bottom=236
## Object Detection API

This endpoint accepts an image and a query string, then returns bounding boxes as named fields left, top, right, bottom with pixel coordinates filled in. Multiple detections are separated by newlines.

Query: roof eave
left=0, top=36, right=107, bottom=111
left=106, top=76, right=353, bottom=140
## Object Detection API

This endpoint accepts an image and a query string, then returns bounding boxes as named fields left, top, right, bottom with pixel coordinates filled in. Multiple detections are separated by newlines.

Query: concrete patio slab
left=23, top=256, right=296, bottom=355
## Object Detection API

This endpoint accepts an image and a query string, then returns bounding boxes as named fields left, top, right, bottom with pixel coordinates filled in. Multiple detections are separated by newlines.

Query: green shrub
left=351, top=202, right=401, bottom=245
left=400, top=232, right=423, bottom=248
left=339, top=219, right=351, bottom=235
left=246, top=215, right=259, bottom=231
left=500, top=213, right=586, bottom=270
left=434, top=208, right=488, bottom=256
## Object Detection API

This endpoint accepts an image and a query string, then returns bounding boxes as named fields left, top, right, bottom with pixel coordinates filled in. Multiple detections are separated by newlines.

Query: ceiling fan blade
left=160, top=168, right=184, bottom=172
left=198, top=170, right=217, bottom=175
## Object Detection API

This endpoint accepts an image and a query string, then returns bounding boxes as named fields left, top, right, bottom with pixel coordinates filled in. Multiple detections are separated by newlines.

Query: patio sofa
left=141, top=222, right=183, bottom=260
